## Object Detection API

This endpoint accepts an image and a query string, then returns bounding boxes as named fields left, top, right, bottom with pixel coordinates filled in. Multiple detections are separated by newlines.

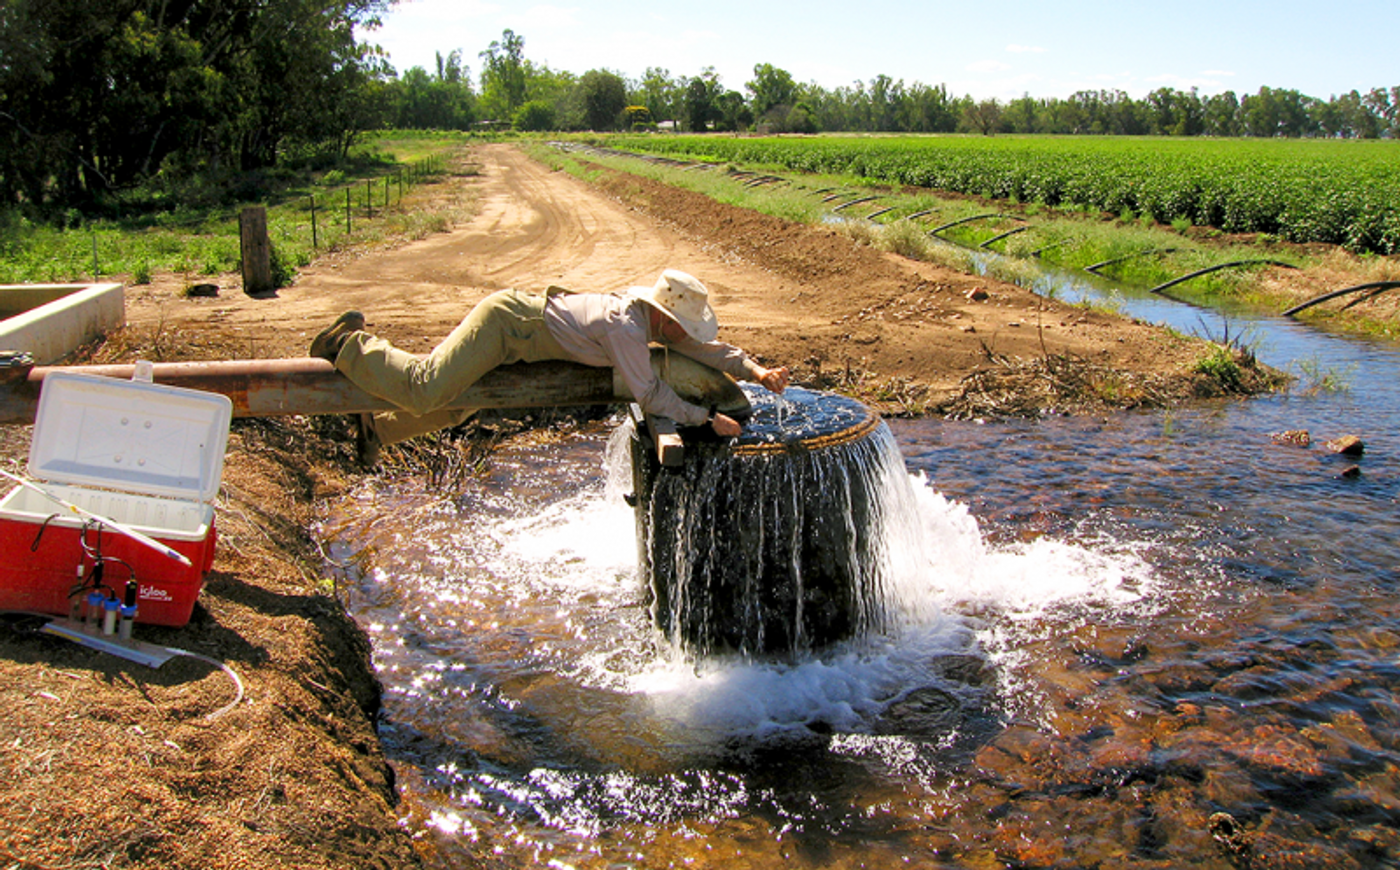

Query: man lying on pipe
left=309, top=269, right=791, bottom=465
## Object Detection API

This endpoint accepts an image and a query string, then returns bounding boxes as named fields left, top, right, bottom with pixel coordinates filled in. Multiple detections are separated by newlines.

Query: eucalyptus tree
left=961, top=98, right=1004, bottom=135
left=478, top=28, right=528, bottom=121
left=637, top=67, right=682, bottom=125
left=902, top=82, right=959, bottom=132
left=1004, top=93, right=1042, bottom=134
left=714, top=89, right=754, bottom=132
left=746, top=63, right=798, bottom=122
left=0, top=0, right=394, bottom=214
left=682, top=68, right=724, bottom=132
left=1362, top=87, right=1399, bottom=137
left=389, top=58, right=477, bottom=130
left=1202, top=91, right=1242, bottom=136
left=579, top=69, right=627, bottom=130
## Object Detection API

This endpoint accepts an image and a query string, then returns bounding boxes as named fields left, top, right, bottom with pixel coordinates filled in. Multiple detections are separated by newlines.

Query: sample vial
left=102, top=597, right=120, bottom=636
left=118, top=604, right=138, bottom=641
left=85, top=591, right=106, bottom=634
left=118, top=580, right=139, bottom=641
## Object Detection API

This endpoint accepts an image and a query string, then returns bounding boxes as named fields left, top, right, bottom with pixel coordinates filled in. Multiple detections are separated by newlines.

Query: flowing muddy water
left=320, top=281, right=1400, bottom=868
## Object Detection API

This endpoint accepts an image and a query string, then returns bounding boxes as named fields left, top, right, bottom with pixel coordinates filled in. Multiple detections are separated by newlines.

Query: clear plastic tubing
left=70, top=566, right=85, bottom=621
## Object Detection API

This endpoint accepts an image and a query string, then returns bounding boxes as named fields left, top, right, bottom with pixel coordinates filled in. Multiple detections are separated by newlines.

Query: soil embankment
left=0, top=143, right=1247, bottom=869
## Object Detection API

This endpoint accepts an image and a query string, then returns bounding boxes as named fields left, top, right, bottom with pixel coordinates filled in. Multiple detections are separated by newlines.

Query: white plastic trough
left=0, top=283, right=125, bottom=364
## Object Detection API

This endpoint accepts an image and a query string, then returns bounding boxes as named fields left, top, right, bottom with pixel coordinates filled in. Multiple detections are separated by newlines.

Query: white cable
left=167, top=648, right=246, bottom=721
left=5, top=610, right=247, bottom=722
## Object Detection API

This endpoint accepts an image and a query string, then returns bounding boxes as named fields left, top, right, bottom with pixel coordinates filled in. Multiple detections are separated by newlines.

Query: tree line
left=390, top=37, right=1400, bottom=142
left=3, top=5, right=1397, bottom=220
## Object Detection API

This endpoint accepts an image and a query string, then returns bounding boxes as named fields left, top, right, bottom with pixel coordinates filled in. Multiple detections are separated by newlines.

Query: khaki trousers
left=335, top=289, right=568, bottom=446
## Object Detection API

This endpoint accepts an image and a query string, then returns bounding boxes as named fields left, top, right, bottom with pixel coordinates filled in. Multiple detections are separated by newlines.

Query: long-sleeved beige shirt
left=543, top=292, right=761, bottom=426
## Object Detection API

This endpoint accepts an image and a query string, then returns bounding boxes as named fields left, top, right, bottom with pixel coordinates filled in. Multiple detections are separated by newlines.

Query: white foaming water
left=485, top=490, right=637, bottom=593
left=461, top=447, right=1158, bottom=742
left=900, top=472, right=1157, bottom=617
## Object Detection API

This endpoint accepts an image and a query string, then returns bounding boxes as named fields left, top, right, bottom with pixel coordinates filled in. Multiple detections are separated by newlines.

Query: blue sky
left=365, top=0, right=1398, bottom=102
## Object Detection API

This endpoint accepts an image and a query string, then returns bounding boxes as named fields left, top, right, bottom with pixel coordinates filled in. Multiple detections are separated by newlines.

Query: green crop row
left=604, top=135, right=1400, bottom=255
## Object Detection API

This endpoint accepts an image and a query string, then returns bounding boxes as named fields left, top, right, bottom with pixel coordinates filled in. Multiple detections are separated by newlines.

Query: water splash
left=416, top=409, right=1160, bottom=738
left=327, top=417, right=1181, bottom=867
left=632, top=389, right=919, bottom=656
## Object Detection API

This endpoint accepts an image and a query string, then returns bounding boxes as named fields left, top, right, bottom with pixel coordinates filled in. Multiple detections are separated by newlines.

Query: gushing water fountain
left=629, top=387, right=909, bottom=657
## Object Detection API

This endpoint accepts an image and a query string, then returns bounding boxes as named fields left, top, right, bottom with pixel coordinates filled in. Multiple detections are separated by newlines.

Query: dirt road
left=126, top=143, right=1205, bottom=410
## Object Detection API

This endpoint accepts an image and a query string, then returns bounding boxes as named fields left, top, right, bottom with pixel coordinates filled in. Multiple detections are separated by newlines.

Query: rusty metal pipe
left=0, top=350, right=752, bottom=426
left=0, top=357, right=619, bottom=425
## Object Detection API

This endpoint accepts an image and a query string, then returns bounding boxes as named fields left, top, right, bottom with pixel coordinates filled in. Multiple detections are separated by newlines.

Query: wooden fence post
left=309, top=195, right=318, bottom=250
left=239, top=206, right=274, bottom=296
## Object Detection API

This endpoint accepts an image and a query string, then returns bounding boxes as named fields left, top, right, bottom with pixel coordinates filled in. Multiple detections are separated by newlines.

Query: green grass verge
left=0, top=131, right=482, bottom=289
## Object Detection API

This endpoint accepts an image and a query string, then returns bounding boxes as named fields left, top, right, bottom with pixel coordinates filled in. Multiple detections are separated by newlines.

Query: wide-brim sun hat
left=628, top=269, right=719, bottom=343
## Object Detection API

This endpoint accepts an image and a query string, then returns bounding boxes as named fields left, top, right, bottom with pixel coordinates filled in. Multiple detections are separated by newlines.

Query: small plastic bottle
left=118, top=581, right=139, bottom=641
left=102, top=596, right=120, bottom=636
left=85, top=590, right=106, bottom=634
left=118, top=603, right=138, bottom=640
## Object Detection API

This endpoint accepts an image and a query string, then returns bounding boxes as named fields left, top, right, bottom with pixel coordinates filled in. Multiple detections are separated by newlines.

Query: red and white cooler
left=0, top=368, right=232, bottom=626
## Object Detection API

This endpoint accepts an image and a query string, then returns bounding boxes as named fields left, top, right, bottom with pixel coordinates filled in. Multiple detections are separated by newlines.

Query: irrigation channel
left=318, top=258, right=1400, bottom=868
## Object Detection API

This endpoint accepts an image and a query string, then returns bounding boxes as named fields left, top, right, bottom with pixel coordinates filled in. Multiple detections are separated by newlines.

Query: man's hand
left=711, top=412, right=742, bottom=437
left=755, top=365, right=790, bottom=394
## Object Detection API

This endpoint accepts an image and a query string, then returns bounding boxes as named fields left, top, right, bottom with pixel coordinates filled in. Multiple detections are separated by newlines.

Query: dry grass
left=834, top=216, right=979, bottom=273
left=939, top=346, right=1289, bottom=420
left=0, top=401, right=419, bottom=869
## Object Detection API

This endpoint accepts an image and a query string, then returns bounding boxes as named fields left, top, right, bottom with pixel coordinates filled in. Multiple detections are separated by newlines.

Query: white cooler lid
left=29, top=370, right=233, bottom=503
